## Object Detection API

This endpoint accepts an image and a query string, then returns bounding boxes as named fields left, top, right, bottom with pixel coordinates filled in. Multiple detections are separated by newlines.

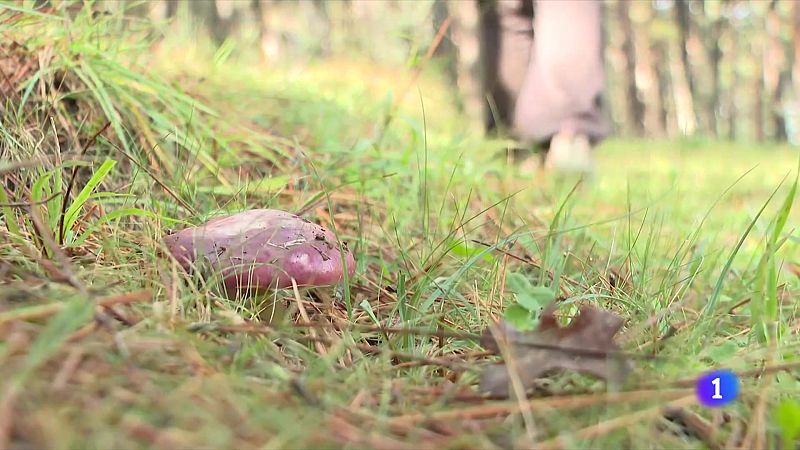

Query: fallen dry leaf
left=480, top=303, right=632, bottom=397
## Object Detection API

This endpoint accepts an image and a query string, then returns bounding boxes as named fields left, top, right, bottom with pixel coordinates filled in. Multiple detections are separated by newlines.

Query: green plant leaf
left=754, top=159, right=798, bottom=342
left=503, top=303, right=533, bottom=331
left=31, top=170, right=54, bottom=204
left=359, top=299, right=380, bottom=327
left=769, top=161, right=798, bottom=247
left=448, top=240, right=495, bottom=263
left=506, top=272, right=555, bottom=312
left=0, top=185, right=20, bottom=236
left=775, top=399, right=800, bottom=450
left=17, top=297, right=94, bottom=385
left=706, top=340, right=738, bottom=364
left=63, top=158, right=117, bottom=235
left=702, top=180, right=783, bottom=324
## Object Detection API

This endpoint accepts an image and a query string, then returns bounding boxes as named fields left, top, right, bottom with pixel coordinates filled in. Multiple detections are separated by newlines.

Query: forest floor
left=1, top=5, right=800, bottom=450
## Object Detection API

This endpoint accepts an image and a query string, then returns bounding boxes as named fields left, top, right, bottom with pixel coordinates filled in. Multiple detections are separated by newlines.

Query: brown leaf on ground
left=480, top=303, right=632, bottom=397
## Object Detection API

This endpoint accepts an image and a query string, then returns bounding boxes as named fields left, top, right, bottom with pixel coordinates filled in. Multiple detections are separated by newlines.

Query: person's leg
left=512, top=0, right=610, bottom=173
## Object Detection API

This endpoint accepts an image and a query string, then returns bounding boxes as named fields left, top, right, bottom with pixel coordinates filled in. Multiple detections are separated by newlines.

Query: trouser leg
left=513, top=0, right=609, bottom=146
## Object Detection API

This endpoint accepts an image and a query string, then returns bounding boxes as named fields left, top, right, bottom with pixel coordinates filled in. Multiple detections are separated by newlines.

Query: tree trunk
left=190, top=0, right=237, bottom=45
left=794, top=0, right=800, bottom=98
left=633, top=1, right=666, bottom=137
left=706, top=17, right=723, bottom=137
left=448, top=0, right=484, bottom=130
left=165, top=0, right=178, bottom=19
left=617, top=0, right=644, bottom=136
left=727, top=7, right=739, bottom=141
left=765, top=0, right=787, bottom=140
left=432, top=0, right=458, bottom=86
left=600, top=0, right=618, bottom=136
left=653, top=41, right=672, bottom=136
left=674, top=0, right=698, bottom=133
left=478, top=0, right=535, bottom=134
left=773, top=72, right=788, bottom=141
left=432, top=0, right=453, bottom=58
left=754, top=48, right=765, bottom=142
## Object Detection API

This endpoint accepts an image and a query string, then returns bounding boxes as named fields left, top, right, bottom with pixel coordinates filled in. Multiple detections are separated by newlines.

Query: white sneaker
left=544, top=131, right=595, bottom=175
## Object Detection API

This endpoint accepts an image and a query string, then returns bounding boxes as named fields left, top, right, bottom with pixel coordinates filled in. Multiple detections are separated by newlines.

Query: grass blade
left=63, top=159, right=117, bottom=239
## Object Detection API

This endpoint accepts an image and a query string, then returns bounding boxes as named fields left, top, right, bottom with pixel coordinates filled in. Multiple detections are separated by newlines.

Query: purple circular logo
left=695, top=369, right=739, bottom=407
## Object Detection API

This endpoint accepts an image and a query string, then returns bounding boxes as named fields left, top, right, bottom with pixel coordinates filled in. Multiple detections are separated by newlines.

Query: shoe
left=544, top=130, right=595, bottom=175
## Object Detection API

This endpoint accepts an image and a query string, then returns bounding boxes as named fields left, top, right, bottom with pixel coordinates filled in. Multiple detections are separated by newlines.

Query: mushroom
left=164, top=209, right=356, bottom=294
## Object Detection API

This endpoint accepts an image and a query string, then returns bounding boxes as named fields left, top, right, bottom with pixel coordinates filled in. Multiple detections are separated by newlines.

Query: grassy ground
left=1, top=5, right=799, bottom=449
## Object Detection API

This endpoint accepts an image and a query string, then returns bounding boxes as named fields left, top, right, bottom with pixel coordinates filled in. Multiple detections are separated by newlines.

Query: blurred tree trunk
left=726, top=9, right=739, bottom=141
left=143, top=0, right=178, bottom=21
left=773, top=72, right=789, bottom=141
left=477, top=0, right=535, bottom=134
left=190, top=0, right=238, bottom=45
left=674, top=1, right=695, bottom=104
left=794, top=0, right=800, bottom=98
left=617, top=0, right=644, bottom=136
left=601, top=0, right=618, bottom=136
left=652, top=41, right=672, bottom=136
left=432, top=0, right=452, bottom=58
left=601, top=0, right=619, bottom=135
left=310, top=0, right=332, bottom=57
left=432, top=0, right=458, bottom=86
left=447, top=1, right=484, bottom=130
left=633, top=1, right=666, bottom=137
left=251, top=0, right=267, bottom=58
left=675, top=0, right=697, bottom=134
left=754, top=42, right=765, bottom=142
left=252, top=0, right=287, bottom=61
left=765, top=0, right=787, bottom=140
left=213, top=0, right=239, bottom=44
left=705, top=8, right=723, bottom=136
left=165, top=0, right=178, bottom=19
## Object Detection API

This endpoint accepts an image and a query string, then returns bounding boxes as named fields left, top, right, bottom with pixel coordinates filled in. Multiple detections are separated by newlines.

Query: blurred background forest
left=113, top=0, right=800, bottom=145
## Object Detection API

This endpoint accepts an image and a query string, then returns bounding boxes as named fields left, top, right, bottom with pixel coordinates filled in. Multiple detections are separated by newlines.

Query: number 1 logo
left=711, top=377, right=722, bottom=399
left=697, top=370, right=739, bottom=407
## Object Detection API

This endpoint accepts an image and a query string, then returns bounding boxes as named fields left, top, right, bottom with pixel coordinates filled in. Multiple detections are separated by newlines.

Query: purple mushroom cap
left=164, top=209, right=356, bottom=292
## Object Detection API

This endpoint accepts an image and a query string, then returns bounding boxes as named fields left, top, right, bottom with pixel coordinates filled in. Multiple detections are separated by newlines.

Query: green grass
left=1, top=4, right=799, bottom=449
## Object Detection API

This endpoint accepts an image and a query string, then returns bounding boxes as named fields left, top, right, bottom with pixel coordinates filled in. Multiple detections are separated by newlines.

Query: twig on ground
left=387, top=389, right=692, bottom=427
left=67, top=320, right=98, bottom=342
left=0, top=190, right=62, bottom=208
left=336, top=408, right=450, bottom=442
left=390, top=351, right=493, bottom=370
left=51, top=346, right=86, bottom=391
left=662, top=406, right=721, bottom=450
left=291, top=278, right=327, bottom=355
left=328, top=413, right=424, bottom=450
left=0, top=384, right=19, bottom=450
left=534, top=395, right=696, bottom=450
left=488, top=320, right=539, bottom=444
left=0, top=290, right=151, bottom=325
left=29, top=204, right=85, bottom=292
left=741, top=324, right=778, bottom=450
left=652, top=361, right=800, bottom=389
left=121, top=415, right=188, bottom=448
